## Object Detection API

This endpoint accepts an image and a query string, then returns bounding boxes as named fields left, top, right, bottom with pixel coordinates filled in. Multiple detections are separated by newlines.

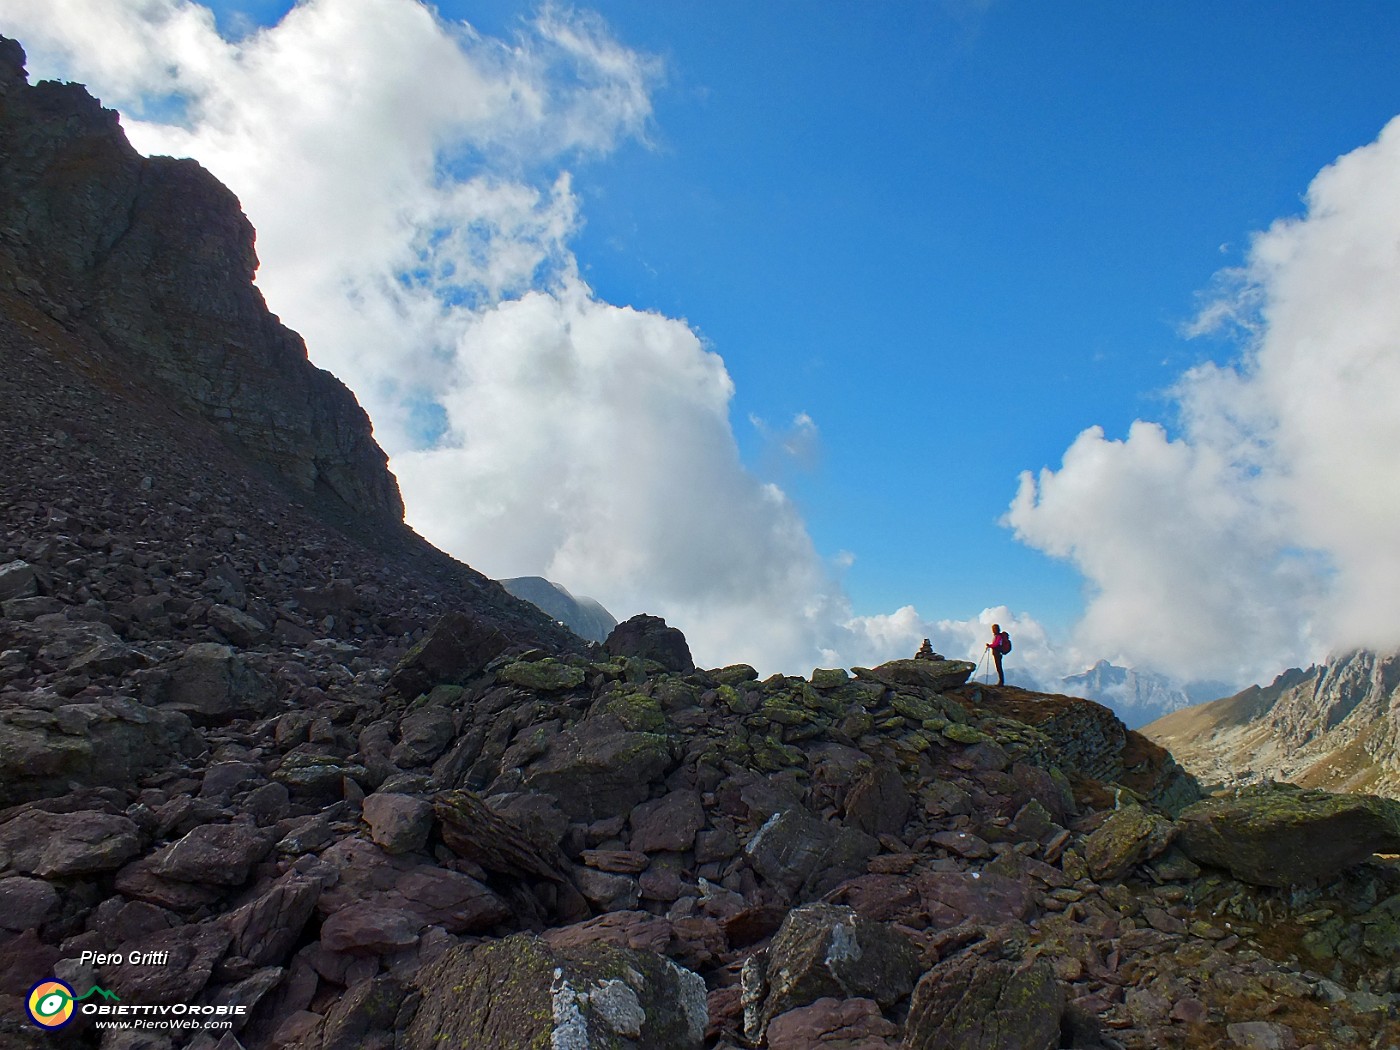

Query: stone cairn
left=914, top=638, right=944, bottom=662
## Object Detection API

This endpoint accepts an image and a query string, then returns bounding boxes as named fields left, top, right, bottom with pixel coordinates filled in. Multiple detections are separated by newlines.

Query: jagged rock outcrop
left=963, top=685, right=1202, bottom=816
left=0, top=37, right=400, bottom=519
left=1145, top=649, right=1400, bottom=799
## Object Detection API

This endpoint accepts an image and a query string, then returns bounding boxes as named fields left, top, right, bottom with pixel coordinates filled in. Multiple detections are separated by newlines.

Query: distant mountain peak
left=499, top=577, right=618, bottom=644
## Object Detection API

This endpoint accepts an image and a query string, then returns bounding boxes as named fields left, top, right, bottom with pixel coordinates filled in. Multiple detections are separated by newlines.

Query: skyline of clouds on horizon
left=5, top=0, right=1399, bottom=690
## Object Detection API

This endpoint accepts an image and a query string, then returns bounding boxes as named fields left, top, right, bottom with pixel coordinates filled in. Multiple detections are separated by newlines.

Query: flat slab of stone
left=1175, top=784, right=1400, bottom=887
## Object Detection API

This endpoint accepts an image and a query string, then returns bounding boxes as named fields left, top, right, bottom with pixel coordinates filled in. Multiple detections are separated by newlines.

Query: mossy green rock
left=595, top=691, right=667, bottom=733
left=499, top=659, right=586, bottom=692
left=714, top=664, right=759, bottom=686
left=858, top=658, right=976, bottom=693
left=903, top=945, right=1063, bottom=1050
left=1083, top=804, right=1177, bottom=881
left=942, top=722, right=990, bottom=745
left=1175, top=784, right=1400, bottom=887
left=761, top=699, right=810, bottom=726
left=809, top=668, right=850, bottom=689
left=891, top=692, right=944, bottom=723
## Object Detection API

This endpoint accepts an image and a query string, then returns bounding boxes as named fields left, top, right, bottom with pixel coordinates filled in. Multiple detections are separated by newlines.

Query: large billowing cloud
left=3, top=0, right=1042, bottom=672
left=1009, top=116, right=1400, bottom=685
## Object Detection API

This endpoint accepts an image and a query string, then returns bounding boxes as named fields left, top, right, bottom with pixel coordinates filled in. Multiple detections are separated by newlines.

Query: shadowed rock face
left=0, top=38, right=402, bottom=521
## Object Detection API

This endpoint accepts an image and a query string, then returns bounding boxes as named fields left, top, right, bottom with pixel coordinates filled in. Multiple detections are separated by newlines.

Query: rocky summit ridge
left=3, top=35, right=1400, bottom=1050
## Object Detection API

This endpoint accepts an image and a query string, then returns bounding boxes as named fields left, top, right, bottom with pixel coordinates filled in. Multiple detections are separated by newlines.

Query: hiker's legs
left=993, top=649, right=1004, bottom=685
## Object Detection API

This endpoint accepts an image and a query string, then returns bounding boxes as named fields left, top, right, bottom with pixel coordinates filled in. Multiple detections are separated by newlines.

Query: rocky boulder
left=0, top=698, right=200, bottom=805
left=604, top=614, right=694, bottom=672
left=386, top=611, right=512, bottom=698
left=155, top=642, right=277, bottom=723
left=1175, top=783, right=1400, bottom=887
left=1083, top=804, right=1177, bottom=881
left=857, top=658, right=975, bottom=693
left=403, top=933, right=708, bottom=1049
left=902, top=942, right=1065, bottom=1050
left=0, top=808, right=143, bottom=877
left=741, top=903, right=920, bottom=1042
left=522, top=718, right=675, bottom=822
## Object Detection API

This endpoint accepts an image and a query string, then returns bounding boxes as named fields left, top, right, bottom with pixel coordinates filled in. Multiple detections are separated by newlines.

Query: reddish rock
left=543, top=910, right=673, bottom=954
left=320, top=901, right=422, bottom=954
left=630, top=789, right=704, bottom=852
left=766, top=997, right=900, bottom=1050
left=0, top=808, right=142, bottom=877
left=362, top=792, right=433, bottom=855
left=150, top=821, right=274, bottom=886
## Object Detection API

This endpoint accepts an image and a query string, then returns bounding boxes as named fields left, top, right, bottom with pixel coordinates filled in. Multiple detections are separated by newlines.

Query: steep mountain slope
left=0, top=35, right=578, bottom=657
left=1143, top=652, right=1400, bottom=797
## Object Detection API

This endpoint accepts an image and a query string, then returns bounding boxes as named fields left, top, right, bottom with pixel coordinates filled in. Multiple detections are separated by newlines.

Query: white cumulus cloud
left=1009, top=115, right=1400, bottom=685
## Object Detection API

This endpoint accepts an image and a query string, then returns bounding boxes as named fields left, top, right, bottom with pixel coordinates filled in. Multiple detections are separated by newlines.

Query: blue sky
left=9, top=0, right=1400, bottom=685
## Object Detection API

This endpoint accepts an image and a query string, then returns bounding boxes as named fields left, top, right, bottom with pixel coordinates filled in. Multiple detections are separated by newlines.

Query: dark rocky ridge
left=0, top=36, right=399, bottom=521
left=3, top=36, right=1400, bottom=1050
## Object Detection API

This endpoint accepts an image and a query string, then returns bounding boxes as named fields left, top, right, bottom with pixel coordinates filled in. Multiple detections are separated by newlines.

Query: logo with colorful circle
left=25, top=979, right=120, bottom=1030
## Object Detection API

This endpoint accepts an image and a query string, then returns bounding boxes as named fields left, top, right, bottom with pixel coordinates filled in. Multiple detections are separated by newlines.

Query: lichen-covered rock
left=499, top=657, right=587, bottom=692
left=1175, top=783, right=1400, bottom=887
left=604, top=614, right=694, bottom=672
left=858, top=658, right=975, bottom=693
left=523, top=719, right=675, bottom=822
left=741, top=904, right=920, bottom=1042
left=902, top=943, right=1065, bottom=1050
left=272, top=749, right=368, bottom=802
left=404, top=933, right=708, bottom=1049
left=1083, top=804, right=1177, bottom=881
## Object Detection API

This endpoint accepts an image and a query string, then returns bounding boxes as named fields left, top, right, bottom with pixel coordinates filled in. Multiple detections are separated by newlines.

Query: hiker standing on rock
left=986, top=623, right=1011, bottom=686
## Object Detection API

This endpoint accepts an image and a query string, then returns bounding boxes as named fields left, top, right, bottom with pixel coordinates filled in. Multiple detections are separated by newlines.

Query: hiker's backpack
left=997, top=631, right=1012, bottom=654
